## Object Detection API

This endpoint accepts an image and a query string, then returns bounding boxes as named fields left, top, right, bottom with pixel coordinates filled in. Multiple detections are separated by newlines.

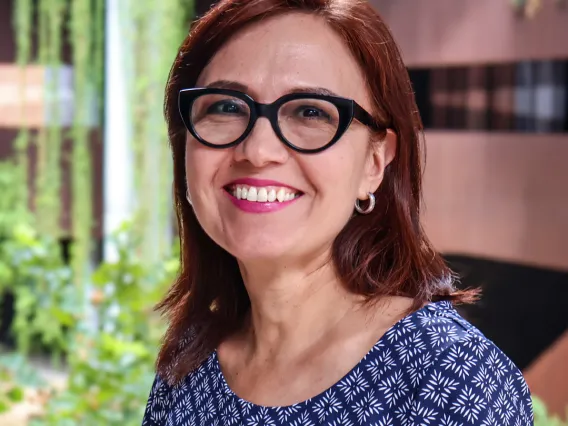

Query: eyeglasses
left=178, top=88, right=382, bottom=154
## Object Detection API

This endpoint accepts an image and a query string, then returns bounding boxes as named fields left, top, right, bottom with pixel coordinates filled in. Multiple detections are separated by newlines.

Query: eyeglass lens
left=190, top=93, right=341, bottom=150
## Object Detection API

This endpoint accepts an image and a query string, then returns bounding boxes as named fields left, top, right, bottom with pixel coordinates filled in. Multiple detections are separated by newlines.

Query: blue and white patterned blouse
left=142, top=301, right=534, bottom=425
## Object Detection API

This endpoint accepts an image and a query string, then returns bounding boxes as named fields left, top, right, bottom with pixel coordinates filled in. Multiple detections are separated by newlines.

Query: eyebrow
left=204, top=80, right=341, bottom=98
left=205, top=80, right=248, bottom=92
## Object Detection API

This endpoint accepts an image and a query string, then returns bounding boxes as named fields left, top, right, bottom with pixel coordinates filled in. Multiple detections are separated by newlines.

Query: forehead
left=197, top=13, right=369, bottom=103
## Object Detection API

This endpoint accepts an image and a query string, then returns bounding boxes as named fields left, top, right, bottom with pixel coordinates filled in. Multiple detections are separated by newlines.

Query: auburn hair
left=156, top=0, right=477, bottom=385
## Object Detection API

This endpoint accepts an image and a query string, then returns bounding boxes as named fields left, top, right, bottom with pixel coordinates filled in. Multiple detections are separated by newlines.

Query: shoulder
left=378, top=300, right=484, bottom=374
left=142, top=374, right=174, bottom=426
left=382, top=301, right=534, bottom=425
left=142, top=352, right=221, bottom=425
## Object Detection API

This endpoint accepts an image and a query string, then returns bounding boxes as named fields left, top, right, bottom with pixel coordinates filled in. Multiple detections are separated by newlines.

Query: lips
left=228, top=184, right=300, bottom=203
left=224, top=178, right=303, bottom=203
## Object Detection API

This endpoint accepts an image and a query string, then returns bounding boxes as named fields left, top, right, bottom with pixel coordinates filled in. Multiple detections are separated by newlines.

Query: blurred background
left=0, top=0, right=566, bottom=424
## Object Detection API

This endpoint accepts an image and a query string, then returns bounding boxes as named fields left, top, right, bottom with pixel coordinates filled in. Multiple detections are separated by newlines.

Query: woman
left=143, top=0, right=533, bottom=425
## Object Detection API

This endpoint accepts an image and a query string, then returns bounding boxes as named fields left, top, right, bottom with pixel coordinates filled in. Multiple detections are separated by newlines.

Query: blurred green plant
left=5, top=0, right=193, bottom=423
left=29, top=224, right=179, bottom=426
left=534, top=397, right=568, bottom=426
left=0, top=353, right=45, bottom=414
left=0, top=223, right=77, bottom=360
left=12, top=0, right=193, bottom=288
left=0, top=221, right=179, bottom=424
left=1, top=156, right=179, bottom=421
left=12, top=0, right=106, bottom=288
left=0, top=160, right=31, bottom=235
left=0, top=159, right=75, bottom=360
left=5, top=0, right=194, bottom=422
left=510, top=0, right=566, bottom=18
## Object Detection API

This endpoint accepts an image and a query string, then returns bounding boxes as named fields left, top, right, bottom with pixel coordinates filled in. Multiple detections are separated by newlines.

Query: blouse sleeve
left=142, top=374, right=173, bottom=426
left=410, top=333, right=534, bottom=425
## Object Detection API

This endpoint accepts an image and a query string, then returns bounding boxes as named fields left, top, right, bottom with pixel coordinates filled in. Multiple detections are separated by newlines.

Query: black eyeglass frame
left=178, top=87, right=383, bottom=154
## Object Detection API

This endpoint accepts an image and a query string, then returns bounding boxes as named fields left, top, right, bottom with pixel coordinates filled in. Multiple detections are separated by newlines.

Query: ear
left=358, top=129, right=397, bottom=199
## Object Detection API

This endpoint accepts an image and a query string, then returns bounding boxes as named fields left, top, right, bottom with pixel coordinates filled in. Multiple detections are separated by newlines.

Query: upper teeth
left=232, top=185, right=299, bottom=202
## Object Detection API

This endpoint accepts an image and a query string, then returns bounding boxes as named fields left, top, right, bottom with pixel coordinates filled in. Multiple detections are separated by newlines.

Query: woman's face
left=185, top=12, right=394, bottom=265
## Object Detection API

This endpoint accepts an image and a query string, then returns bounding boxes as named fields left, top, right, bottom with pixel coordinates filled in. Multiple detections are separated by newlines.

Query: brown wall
left=421, top=131, right=568, bottom=271
left=368, top=0, right=568, bottom=271
left=0, top=65, right=48, bottom=128
left=0, top=1, right=15, bottom=63
left=525, top=330, right=568, bottom=419
left=372, top=0, right=568, bottom=66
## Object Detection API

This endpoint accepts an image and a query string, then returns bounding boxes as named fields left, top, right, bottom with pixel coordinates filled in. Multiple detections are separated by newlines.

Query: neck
left=237, top=252, right=365, bottom=362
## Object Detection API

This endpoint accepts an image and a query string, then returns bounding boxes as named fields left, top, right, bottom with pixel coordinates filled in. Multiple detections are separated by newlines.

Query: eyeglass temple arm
left=353, top=102, right=384, bottom=131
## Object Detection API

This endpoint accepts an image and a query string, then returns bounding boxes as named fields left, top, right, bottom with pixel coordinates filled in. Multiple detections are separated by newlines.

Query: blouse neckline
left=211, top=300, right=453, bottom=410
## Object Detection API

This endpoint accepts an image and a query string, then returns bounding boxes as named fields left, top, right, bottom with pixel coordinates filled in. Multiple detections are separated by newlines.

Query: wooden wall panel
left=422, top=131, right=568, bottom=271
left=371, top=0, right=568, bottom=66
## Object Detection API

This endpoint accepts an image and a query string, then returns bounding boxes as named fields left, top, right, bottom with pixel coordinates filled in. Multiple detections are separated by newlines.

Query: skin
left=185, top=12, right=413, bottom=406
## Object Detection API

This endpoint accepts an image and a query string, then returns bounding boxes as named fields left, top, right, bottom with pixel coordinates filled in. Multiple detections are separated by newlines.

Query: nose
left=232, top=117, right=290, bottom=167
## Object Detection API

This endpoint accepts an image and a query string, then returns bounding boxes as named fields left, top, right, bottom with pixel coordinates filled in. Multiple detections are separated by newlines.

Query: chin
left=220, top=230, right=333, bottom=271
left=224, top=237, right=295, bottom=264
left=210, top=217, right=299, bottom=258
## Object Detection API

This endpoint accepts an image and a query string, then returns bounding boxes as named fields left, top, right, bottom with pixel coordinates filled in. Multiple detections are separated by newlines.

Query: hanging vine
left=35, top=0, right=66, bottom=237
left=12, top=0, right=193, bottom=285
left=12, top=0, right=105, bottom=289
left=12, top=0, right=32, bottom=218
left=93, top=0, right=105, bottom=115
left=7, top=0, right=196, bottom=420
left=69, top=0, right=96, bottom=289
left=129, top=0, right=194, bottom=263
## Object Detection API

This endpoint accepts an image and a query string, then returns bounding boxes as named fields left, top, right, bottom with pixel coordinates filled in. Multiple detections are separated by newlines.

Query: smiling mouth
left=224, top=184, right=303, bottom=203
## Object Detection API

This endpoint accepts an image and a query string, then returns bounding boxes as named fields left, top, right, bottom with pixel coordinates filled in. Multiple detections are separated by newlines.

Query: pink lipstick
left=223, top=178, right=302, bottom=213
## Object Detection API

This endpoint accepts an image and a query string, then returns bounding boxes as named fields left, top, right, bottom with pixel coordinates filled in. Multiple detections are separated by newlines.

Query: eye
left=294, top=106, right=332, bottom=121
left=206, top=100, right=247, bottom=115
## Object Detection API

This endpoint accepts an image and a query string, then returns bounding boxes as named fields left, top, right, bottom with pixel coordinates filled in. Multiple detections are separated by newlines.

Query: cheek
left=185, top=144, right=202, bottom=193
left=308, top=140, right=368, bottom=199
left=184, top=140, right=230, bottom=241
left=303, top=161, right=357, bottom=249
left=184, top=139, right=224, bottom=199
